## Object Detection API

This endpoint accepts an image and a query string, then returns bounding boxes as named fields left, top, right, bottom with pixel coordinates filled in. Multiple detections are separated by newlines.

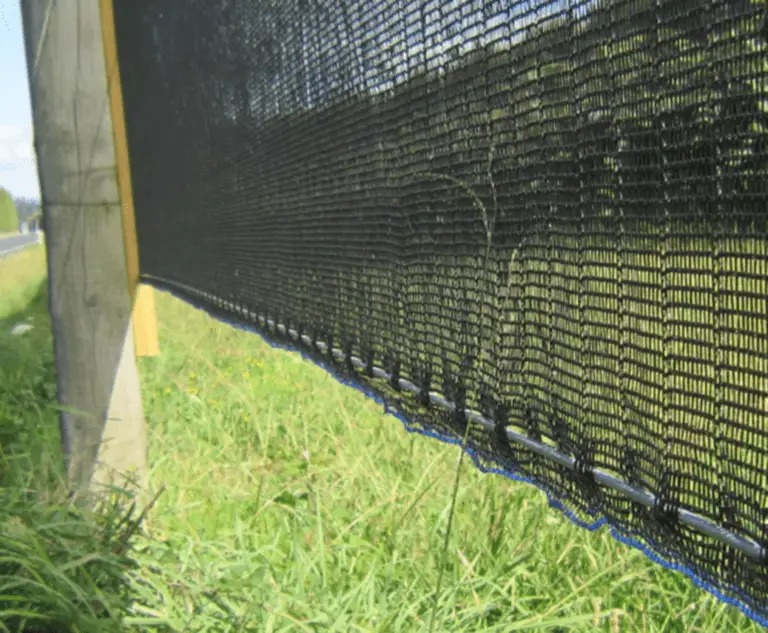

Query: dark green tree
left=0, top=188, right=19, bottom=233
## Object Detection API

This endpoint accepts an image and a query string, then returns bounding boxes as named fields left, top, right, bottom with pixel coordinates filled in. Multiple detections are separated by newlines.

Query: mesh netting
left=112, top=0, right=768, bottom=622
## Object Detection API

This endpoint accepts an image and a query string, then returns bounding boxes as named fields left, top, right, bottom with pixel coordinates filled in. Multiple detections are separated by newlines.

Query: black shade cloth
left=113, top=0, right=768, bottom=622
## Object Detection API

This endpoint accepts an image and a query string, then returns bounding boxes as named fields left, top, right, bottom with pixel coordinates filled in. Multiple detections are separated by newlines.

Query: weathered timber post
left=20, top=0, right=149, bottom=495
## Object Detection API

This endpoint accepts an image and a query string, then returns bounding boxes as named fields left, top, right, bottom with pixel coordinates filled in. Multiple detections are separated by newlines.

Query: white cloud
left=14, top=142, right=33, bottom=159
left=0, top=125, right=23, bottom=141
left=0, top=124, right=34, bottom=161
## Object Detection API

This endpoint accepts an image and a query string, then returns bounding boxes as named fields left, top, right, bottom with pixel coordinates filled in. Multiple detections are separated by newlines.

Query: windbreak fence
left=113, top=0, right=768, bottom=622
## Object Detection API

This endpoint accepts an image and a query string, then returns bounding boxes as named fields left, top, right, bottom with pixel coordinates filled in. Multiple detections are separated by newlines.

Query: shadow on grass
left=0, top=280, right=140, bottom=633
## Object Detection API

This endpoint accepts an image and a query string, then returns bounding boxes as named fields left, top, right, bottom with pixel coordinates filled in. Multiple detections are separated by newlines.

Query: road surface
left=0, top=233, right=39, bottom=258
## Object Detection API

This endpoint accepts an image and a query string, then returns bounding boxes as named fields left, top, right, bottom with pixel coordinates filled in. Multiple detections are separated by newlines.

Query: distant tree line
left=0, top=191, right=42, bottom=232
left=14, top=197, right=41, bottom=225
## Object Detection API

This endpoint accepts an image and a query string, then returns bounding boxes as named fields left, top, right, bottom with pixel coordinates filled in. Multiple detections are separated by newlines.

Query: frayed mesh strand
left=113, top=0, right=768, bottom=623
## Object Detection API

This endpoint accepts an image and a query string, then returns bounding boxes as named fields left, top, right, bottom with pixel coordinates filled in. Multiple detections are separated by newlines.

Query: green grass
left=0, top=246, right=48, bottom=321
left=0, top=246, right=140, bottom=633
left=0, top=245, right=765, bottom=631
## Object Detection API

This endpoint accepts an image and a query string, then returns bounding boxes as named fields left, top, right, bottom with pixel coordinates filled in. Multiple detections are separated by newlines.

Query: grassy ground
left=0, top=246, right=139, bottom=633
left=0, top=245, right=764, bottom=631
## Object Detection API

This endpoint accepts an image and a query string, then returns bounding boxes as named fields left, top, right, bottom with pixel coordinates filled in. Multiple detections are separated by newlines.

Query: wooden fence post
left=20, top=0, right=148, bottom=495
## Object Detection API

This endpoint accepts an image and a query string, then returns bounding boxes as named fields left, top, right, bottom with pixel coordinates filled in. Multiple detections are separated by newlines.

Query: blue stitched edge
left=143, top=278, right=768, bottom=629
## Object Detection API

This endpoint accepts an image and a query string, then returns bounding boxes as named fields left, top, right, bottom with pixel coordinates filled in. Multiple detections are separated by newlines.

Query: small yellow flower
left=163, top=387, right=171, bottom=394
left=244, top=414, right=250, bottom=421
left=189, top=372, right=197, bottom=379
left=242, top=371, right=250, bottom=379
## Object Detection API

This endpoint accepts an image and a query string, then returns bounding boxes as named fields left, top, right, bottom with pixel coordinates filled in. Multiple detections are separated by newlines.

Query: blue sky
left=0, top=0, right=39, bottom=200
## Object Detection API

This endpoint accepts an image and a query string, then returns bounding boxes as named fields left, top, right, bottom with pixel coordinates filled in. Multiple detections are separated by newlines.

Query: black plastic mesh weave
left=113, top=0, right=768, bottom=619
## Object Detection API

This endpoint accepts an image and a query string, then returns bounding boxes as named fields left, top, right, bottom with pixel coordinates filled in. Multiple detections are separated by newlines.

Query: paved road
left=0, top=233, right=39, bottom=258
